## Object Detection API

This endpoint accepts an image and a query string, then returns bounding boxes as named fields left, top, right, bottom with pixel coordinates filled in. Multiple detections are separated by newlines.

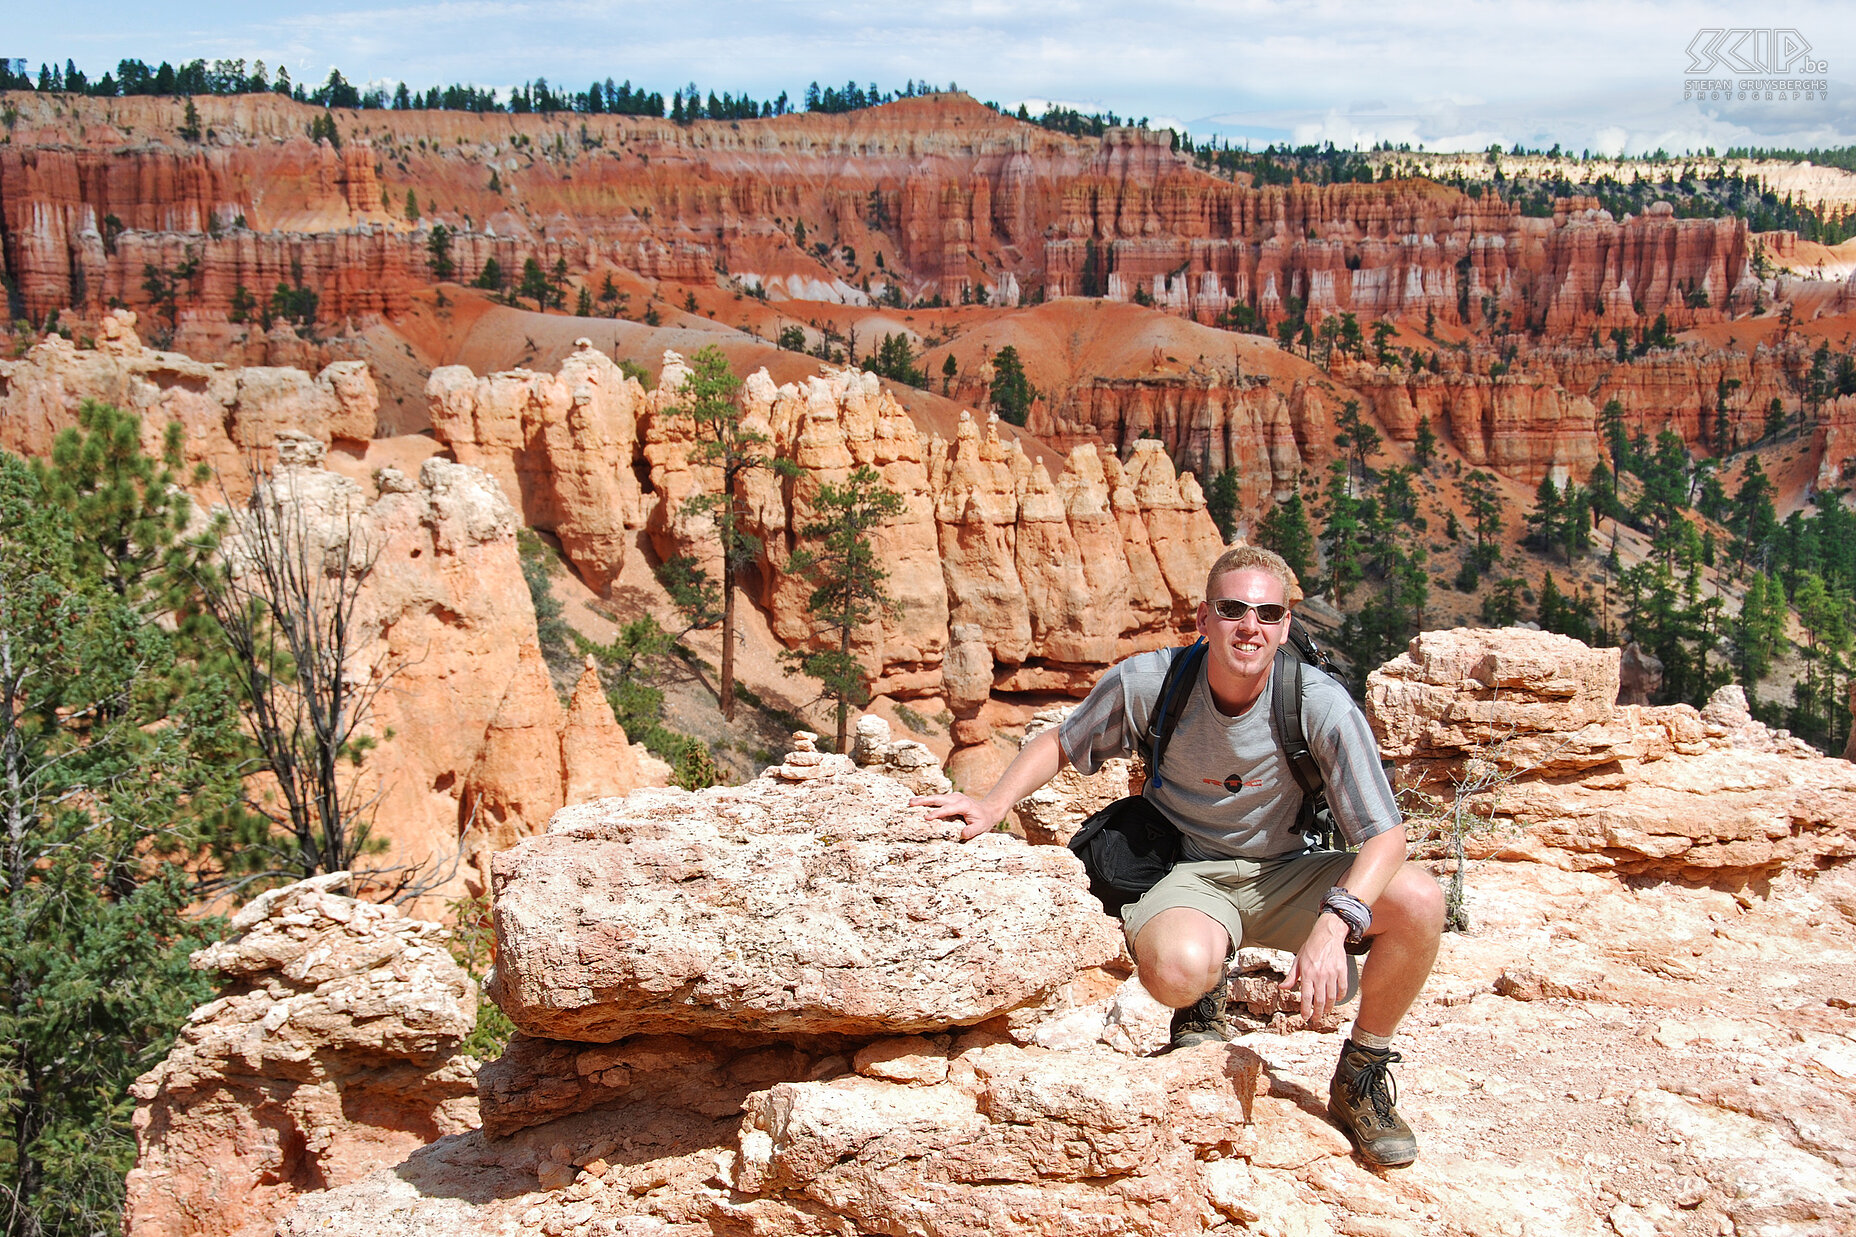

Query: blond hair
left=1204, top=544, right=1297, bottom=604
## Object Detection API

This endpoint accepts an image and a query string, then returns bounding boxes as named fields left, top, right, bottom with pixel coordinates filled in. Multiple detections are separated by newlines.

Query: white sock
left=1350, top=1028, right=1394, bottom=1052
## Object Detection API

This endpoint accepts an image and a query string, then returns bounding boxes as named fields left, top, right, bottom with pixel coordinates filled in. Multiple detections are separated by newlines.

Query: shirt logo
left=1205, top=774, right=1264, bottom=792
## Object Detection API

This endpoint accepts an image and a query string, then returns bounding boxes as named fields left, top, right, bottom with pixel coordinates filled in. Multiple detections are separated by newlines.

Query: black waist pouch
left=1066, top=795, right=1180, bottom=917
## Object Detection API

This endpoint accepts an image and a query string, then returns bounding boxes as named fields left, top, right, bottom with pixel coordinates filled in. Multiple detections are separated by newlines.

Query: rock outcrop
left=123, top=874, right=479, bottom=1237
left=277, top=739, right=1319, bottom=1237
left=1367, top=628, right=1856, bottom=881
left=227, top=438, right=657, bottom=905
left=0, top=310, right=377, bottom=497
left=425, top=340, right=645, bottom=595
left=484, top=755, right=1121, bottom=1042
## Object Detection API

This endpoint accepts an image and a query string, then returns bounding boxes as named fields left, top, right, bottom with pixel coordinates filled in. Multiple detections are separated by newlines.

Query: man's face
left=1195, top=568, right=1292, bottom=693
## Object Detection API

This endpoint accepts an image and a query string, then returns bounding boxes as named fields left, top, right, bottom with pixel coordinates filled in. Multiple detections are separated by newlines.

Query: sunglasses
left=1209, top=599, right=1289, bottom=623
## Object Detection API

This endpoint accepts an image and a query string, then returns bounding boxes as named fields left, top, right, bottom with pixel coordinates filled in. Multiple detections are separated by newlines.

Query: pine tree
left=784, top=466, right=906, bottom=752
left=1764, top=397, right=1786, bottom=441
left=1790, top=571, right=1851, bottom=749
left=1600, top=398, right=1630, bottom=474
left=1537, top=570, right=1563, bottom=629
left=1588, top=459, right=1624, bottom=523
left=1730, top=457, right=1778, bottom=570
left=519, top=257, right=550, bottom=311
left=1525, top=474, right=1562, bottom=554
left=1734, top=570, right=1786, bottom=686
left=988, top=346, right=1035, bottom=426
left=1480, top=576, right=1523, bottom=626
left=2, top=414, right=245, bottom=1234
left=1458, top=469, right=1504, bottom=570
left=1556, top=482, right=1592, bottom=559
left=862, top=333, right=926, bottom=387
left=1617, top=557, right=1728, bottom=707
left=1319, top=463, right=1367, bottom=604
left=1332, top=399, right=1381, bottom=488
left=1412, top=415, right=1437, bottom=469
left=1205, top=469, right=1240, bottom=543
left=677, top=346, right=798, bottom=721
left=473, top=256, right=504, bottom=292
left=1259, top=489, right=1316, bottom=591
left=1635, top=431, right=1692, bottom=544
left=426, top=223, right=454, bottom=280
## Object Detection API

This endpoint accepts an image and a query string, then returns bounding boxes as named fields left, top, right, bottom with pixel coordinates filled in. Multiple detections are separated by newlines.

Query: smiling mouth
left=1233, top=639, right=1265, bottom=654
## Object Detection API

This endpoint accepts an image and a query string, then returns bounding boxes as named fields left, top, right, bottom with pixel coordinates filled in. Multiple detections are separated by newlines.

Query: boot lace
left=1348, top=1049, right=1402, bottom=1125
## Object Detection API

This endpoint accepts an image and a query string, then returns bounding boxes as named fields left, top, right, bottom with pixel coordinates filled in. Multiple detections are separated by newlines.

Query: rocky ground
left=1226, top=858, right=1856, bottom=1237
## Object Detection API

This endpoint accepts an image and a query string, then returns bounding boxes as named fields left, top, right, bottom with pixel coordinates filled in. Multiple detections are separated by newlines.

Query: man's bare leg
left=1329, top=863, right=1444, bottom=1168
left=1350, top=864, right=1445, bottom=1038
left=1131, top=906, right=1230, bottom=1008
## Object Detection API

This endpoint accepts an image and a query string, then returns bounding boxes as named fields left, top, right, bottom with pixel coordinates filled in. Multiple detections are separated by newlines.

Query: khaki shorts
left=1122, top=851, right=1362, bottom=999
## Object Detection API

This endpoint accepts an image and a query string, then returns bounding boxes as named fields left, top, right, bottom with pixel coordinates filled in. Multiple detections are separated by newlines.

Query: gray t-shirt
left=1058, top=644, right=1401, bottom=860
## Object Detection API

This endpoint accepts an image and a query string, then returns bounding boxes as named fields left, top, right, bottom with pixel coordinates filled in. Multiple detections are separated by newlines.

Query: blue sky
left=13, top=1, right=1854, bottom=154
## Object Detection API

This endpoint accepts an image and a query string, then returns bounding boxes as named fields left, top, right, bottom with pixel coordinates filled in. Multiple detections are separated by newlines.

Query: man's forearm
left=977, top=726, right=1068, bottom=818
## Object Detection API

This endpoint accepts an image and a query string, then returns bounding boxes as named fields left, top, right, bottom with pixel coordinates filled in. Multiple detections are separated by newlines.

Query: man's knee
left=1133, top=909, right=1230, bottom=1008
left=1372, top=865, right=1445, bottom=941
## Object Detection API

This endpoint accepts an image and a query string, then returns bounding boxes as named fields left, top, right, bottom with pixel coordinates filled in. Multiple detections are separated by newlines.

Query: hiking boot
left=1328, top=1041, right=1418, bottom=1167
left=1168, top=973, right=1232, bottom=1050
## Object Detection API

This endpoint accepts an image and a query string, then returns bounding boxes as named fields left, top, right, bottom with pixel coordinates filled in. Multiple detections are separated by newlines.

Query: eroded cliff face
left=423, top=345, right=1224, bottom=715
left=1005, top=302, right=1855, bottom=491
left=0, top=309, right=377, bottom=494
left=0, top=317, right=669, bottom=899
left=10, top=89, right=1843, bottom=504
left=242, top=438, right=661, bottom=900
left=0, top=324, right=1213, bottom=885
left=0, top=90, right=1751, bottom=342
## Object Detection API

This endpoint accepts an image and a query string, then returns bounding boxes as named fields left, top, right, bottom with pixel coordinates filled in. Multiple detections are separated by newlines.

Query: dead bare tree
left=1401, top=703, right=1569, bottom=932
left=194, top=464, right=393, bottom=883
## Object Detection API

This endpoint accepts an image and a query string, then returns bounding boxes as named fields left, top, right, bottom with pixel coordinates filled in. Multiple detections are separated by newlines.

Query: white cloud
left=1593, top=127, right=1630, bottom=158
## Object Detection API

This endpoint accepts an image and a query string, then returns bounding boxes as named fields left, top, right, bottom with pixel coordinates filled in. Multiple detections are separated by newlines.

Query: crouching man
left=912, top=546, right=1444, bottom=1167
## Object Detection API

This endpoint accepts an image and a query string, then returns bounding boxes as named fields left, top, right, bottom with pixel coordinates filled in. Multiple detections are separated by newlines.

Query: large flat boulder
left=485, top=760, right=1123, bottom=1042
left=1368, top=626, right=1623, bottom=767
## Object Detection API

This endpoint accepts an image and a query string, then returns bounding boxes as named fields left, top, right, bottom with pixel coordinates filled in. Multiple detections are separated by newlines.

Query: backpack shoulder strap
left=1143, top=639, right=1205, bottom=792
left=1270, top=645, right=1322, bottom=806
left=1285, top=623, right=1337, bottom=675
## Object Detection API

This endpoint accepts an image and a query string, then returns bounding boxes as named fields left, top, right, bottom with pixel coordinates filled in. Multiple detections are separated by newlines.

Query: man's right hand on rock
left=911, top=793, right=1000, bottom=841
